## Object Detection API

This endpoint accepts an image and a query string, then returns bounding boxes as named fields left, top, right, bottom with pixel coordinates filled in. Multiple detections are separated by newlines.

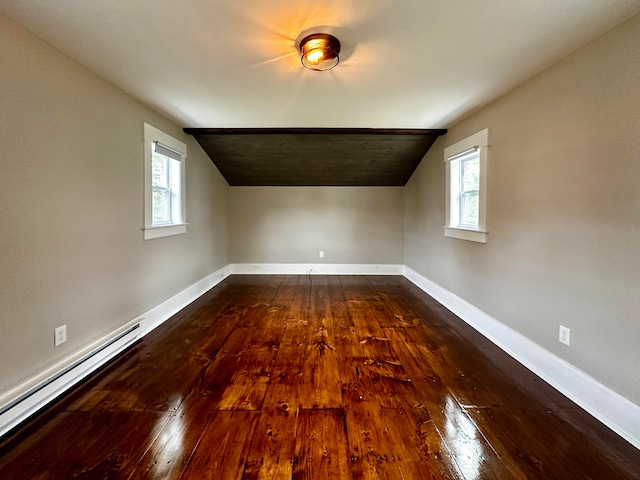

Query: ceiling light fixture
left=299, top=33, right=341, bottom=71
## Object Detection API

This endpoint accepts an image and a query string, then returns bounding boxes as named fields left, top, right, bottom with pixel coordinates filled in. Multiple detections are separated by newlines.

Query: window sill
left=143, top=223, right=187, bottom=240
left=444, top=226, right=488, bottom=244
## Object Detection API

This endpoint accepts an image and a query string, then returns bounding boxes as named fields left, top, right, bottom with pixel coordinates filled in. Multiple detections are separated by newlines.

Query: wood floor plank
left=360, top=335, right=422, bottom=410
left=333, top=326, right=379, bottom=410
left=242, top=315, right=305, bottom=480
left=344, top=405, right=399, bottom=480
left=133, top=395, right=218, bottom=480
left=327, top=276, right=352, bottom=329
left=60, top=342, right=211, bottom=413
left=180, top=410, right=259, bottom=480
left=550, top=405, right=640, bottom=477
left=380, top=328, right=536, bottom=478
left=0, top=410, right=170, bottom=479
left=287, top=276, right=311, bottom=324
left=309, top=275, right=333, bottom=330
left=466, top=405, right=629, bottom=480
left=241, top=402, right=298, bottom=480
left=381, top=407, right=461, bottom=479
left=238, top=303, right=272, bottom=328
left=334, top=326, right=399, bottom=479
left=299, top=326, right=342, bottom=409
left=200, top=307, right=286, bottom=410
left=271, top=275, right=302, bottom=308
left=380, top=327, right=453, bottom=423
left=347, top=305, right=423, bottom=410
left=192, top=303, right=249, bottom=360
left=293, top=409, right=350, bottom=479
left=235, top=275, right=283, bottom=306
left=396, top=278, right=457, bottom=327
left=345, top=301, right=384, bottom=339
left=141, top=275, right=245, bottom=344
left=368, top=276, right=422, bottom=327
left=298, top=276, right=343, bottom=408
left=435, top=395, right=526, bottom=479
left=406, top=323, right=557, bottom=411
left=340, top=275, right=379, bottom=303
left=2, top=275, right=639, bottom=480
left=405, top=324, right=508, bottom=408
left=300, top=286, right=341, bottom=408
left=215, top=355, right=275, bottom=411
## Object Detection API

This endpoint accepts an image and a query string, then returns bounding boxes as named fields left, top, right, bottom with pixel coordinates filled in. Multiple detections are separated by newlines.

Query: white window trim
left=444, top=128, right=489, bottom=243
left=143, top=123, right=187, bottom=240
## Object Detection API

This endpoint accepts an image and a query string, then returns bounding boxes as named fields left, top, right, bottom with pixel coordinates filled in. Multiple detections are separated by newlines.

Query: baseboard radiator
left=0, top=323, right=141, bottom=439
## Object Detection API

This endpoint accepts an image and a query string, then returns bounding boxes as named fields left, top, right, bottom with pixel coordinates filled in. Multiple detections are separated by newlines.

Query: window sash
left=151, top=151, right=176, bottom=226
left=449, top=152, right=480, bottom=229
left=152, top=153, right=171, bottom=189
left=460, top=190, right=479, bottom=228
left=457, top=153, right=480, bottom=228
left=459, top=155, right=479, bottom=194
left=152, top=186, right=172, bottom=225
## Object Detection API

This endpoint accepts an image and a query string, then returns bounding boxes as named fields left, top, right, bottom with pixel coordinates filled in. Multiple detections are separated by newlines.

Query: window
left=143, top=123, right=187, bottom=240
left=444, top=128, right=489, bottom=243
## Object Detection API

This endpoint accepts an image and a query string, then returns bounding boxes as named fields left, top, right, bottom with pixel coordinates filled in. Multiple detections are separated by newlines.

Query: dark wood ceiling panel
left=183, top=128, right=447, bottom=186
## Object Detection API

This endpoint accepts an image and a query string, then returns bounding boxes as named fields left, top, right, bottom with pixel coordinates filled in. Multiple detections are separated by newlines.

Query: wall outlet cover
left=559, top=325, right=570, bottom=346
left=55, top=325, right=67, bottom=347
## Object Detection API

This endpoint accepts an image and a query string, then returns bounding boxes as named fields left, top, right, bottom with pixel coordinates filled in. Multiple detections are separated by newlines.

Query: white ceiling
left=2, top=1, right=639, bottom=129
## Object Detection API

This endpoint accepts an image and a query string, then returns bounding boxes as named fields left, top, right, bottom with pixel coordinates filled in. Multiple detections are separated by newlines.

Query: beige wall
left=404, top=15, right=640, bottom=404
left=229, top=187, right=404, bottom=265
left=0, top=15, right=229, bottom=394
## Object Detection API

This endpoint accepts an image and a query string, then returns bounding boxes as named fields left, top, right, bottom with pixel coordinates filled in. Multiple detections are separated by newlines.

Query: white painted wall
left=0, top=14, right=229, bottom=396
left=229, top=187, right=404, bottom=265
left=404, top=15, right=640, bottom=404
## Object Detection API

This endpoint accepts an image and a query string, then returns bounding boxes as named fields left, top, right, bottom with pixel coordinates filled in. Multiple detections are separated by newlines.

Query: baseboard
left=0, top=264, right=230, bottom=439
left=139, top=265, right=230, bottom=335
left=403, top=266, right=640, bottom=450
left=229, top=263, right=403, bottom=275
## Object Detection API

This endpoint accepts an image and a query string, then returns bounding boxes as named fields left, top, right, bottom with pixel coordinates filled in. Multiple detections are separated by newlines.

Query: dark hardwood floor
left=0, top=275, right=638, bottom=479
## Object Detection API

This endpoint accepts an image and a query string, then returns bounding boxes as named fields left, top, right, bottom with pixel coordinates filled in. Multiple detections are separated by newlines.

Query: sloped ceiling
left=2, top=1, right=639, bottom=184
left=185, top=128, right=447, bottom=186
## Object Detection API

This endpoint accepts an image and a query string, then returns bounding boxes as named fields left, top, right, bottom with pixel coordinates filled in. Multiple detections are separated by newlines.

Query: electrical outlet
left=319, top=250, right=324, bottom=258
left=55, top=325, right=67, bottom=347
left=559, top=325, right=570, bottom=346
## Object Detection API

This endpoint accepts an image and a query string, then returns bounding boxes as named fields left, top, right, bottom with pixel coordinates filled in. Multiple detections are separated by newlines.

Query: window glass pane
left=169, top=158, right=182, bottom=224
left=461, top=156, right=479, bottom=193
left=152, top=153, right=170, bottom=188
left=461, top=192, right=479, bottom=227
left=151, top=152, right=181, bottom=226
left=152, top=189, right=171, bottom=224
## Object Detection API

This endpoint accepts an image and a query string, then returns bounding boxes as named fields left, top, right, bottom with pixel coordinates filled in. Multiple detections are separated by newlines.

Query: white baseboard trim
left=139, top=265, right=230, bottom=335
left=229, top=263, right=403, bottom=275
left=0, top=264, right=230, bottom=439
left=403, top=266, right=640, bottom=450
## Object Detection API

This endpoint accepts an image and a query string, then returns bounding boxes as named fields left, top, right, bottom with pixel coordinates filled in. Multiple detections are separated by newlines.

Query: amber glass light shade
left=300, top=33, right=341, bottom=71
